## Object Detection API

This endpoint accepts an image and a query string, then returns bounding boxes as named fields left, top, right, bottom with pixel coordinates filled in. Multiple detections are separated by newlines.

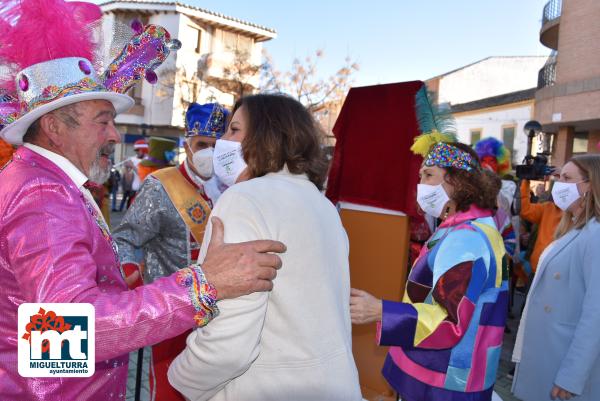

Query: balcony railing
left=542, top=0, right=562, bottom=26
left=538, top=53, right=557, bottom=89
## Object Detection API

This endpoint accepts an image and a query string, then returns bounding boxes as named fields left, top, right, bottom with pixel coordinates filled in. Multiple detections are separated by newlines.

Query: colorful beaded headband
left=424, top=142, right=476, bottom=172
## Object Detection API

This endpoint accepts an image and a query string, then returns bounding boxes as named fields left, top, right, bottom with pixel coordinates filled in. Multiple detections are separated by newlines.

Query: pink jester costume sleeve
left=0, top=1, right=209, bottom=397
left=376, top=206, right=509, bottom=401
left=0, top=147, right=211, bottom=400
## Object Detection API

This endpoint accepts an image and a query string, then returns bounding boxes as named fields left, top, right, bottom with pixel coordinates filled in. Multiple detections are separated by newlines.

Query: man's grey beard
left=88, top=155, right=112, bottom=183
left=88, top=142, right=115, bottom=183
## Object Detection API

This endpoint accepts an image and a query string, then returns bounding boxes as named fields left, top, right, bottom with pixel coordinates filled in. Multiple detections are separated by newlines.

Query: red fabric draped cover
left=326, top=81, right=425, bottom=218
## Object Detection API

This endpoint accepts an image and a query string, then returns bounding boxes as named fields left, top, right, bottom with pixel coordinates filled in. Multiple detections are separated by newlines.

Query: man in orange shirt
left=520, top=179, right=563, bottom=272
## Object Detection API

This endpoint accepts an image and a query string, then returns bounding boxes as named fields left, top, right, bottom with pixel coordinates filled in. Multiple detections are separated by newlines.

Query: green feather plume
left=411, top=84, right=457, bottom=157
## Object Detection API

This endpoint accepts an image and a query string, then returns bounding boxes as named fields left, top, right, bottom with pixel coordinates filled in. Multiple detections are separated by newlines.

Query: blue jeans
left=111, top=188, right=119, bottom=211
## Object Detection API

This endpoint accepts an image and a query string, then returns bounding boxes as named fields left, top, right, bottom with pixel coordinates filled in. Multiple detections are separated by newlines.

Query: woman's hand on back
left=350, top=288, right=382, bottom=324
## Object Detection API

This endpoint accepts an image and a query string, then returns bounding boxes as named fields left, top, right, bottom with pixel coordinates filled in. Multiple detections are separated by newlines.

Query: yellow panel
left=341, top=209, right=410, bottom=400
left=412, top=302, right=448, bottom=346
left=472, top=221, right=505, bottom=287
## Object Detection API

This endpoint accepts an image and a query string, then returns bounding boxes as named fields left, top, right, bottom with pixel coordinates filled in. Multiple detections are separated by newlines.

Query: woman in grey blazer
left=512, top=154, right=600, bottom=401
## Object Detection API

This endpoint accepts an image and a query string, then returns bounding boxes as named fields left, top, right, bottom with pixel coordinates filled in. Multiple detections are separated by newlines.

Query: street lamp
left=539, top=130, right=554, bottom=157
left=523, top=120, right=542, bottom=157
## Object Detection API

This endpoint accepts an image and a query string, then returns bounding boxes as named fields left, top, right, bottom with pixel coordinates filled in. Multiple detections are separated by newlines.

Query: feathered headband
left=410, top=84, right=476, bottom=172
left=474, top=137, right=511, bottom=175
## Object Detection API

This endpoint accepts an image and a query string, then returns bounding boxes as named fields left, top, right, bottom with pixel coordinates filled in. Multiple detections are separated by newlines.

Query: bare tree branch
left=260, top=49, right=359, bottom=134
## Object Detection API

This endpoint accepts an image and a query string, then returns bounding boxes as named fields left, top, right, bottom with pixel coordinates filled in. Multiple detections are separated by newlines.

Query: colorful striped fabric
left=377, top=205, right=508, bottom=401
left=493, top=207, right=516, bottom=257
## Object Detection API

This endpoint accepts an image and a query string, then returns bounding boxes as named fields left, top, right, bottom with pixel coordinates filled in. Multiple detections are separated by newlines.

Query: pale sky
left=184, top=0, right=552, bottom=86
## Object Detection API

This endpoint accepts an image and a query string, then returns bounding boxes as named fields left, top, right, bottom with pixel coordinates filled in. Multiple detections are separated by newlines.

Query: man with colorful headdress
left=113, top=102, right=228, bottom=400
left=134, top=138, right=149, bottom=156
left=137, top=136, right=178, bottom=181
left=475, top=138, right=517, bottom=214
left=475, top=137, right=519, bottom=258
left=0, top=2, right=284, bottom=400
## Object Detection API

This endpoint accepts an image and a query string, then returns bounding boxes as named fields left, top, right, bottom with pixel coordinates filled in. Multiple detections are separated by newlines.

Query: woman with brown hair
left=512, top=154, right=600, bottom=401
left=168, top=94, right=361, bottom=401
left=350, top=141, right=508, bottom=401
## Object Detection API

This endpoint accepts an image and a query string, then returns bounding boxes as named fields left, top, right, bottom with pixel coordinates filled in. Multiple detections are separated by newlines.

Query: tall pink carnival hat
left=0, top=0, right=181, bottom=145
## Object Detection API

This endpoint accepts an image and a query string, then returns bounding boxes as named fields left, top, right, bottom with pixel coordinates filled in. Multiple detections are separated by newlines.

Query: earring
left=442, top=206, right=450, bottom=220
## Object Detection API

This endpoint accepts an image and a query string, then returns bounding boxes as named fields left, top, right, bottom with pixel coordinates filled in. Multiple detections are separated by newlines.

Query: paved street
left=494, top=294, right=524, bottom=401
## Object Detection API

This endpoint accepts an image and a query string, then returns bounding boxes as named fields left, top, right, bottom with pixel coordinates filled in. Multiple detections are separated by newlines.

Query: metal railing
left=542, top=0, right=562, bottom=26
left=538, top=55, right=557, bottom=89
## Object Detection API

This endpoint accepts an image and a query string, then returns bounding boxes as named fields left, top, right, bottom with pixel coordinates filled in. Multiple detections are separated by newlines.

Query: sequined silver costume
left=114, top=176, right=192, bottom=282
left=113, top=161, right=222, bottom=283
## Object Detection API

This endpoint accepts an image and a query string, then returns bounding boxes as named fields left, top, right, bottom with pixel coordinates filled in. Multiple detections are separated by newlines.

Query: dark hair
left=22, top=104, right=81, bottom=144
left=442, top=142, right=498, bottom=212
left=22, top=119, right=41, bottom=144
left=234, top=93, right=328, bottom=190
left=481, top=169, right=502, bottom=210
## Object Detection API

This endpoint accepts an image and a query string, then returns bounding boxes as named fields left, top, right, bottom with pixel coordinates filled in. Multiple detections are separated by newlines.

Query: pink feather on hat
left=0, top=0, right=102, bottom=93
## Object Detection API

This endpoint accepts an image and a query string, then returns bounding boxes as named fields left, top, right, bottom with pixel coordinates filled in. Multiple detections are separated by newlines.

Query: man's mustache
left=99, top=143, right=116, bottom=158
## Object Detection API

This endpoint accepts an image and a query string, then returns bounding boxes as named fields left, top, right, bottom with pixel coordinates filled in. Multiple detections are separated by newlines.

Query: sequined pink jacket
left=0, top=147, right=198, bottom=400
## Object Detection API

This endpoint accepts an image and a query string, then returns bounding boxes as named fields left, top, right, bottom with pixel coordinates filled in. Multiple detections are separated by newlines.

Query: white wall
left=204, top=28, right=261, bottom=90
left=108, top=12, right=181, bottom=128
left=438, top=57, right=546, bottom=105
left=454, top=102, right=534, bottom=165
left=148, top=12, right=181, bottom=127
left=107, top=9, right=267, bottom=129
left=169, top=13, right=204, bottom=128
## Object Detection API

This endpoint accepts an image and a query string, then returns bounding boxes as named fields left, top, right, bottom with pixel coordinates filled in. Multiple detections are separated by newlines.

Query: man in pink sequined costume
left=0, top=2, right=284, bottom=400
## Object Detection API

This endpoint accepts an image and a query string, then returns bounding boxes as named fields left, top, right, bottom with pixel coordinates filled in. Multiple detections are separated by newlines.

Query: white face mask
left=213, top=139, right=248, bottom=187
left=551, top=181, right=582, bottom=211
left=417, top=183, right=450, bottom=218
left=191, top=147, right=214, bottom=178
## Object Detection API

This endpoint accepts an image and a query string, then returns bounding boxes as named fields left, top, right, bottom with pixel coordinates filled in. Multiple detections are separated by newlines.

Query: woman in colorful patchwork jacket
left=351, top=141, right=508, bottom=401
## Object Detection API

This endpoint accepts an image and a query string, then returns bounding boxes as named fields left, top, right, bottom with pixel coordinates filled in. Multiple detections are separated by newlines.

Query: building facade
left=426, top=56, right=547, bottom=163
left=535, top=0, right=600, bottom=166
left=451, top=89, right=536, bottom=165
left=99, top=0, right=276, bottom=161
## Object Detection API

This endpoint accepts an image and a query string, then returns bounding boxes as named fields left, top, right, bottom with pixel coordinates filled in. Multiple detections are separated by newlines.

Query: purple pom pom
left=145, top=70, right=158, bottom=84
left=131, top=19, right=144, bottom=34
left=78, top=60, right=91, bottom=75
left=19, top=75, right=29, bottom=92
